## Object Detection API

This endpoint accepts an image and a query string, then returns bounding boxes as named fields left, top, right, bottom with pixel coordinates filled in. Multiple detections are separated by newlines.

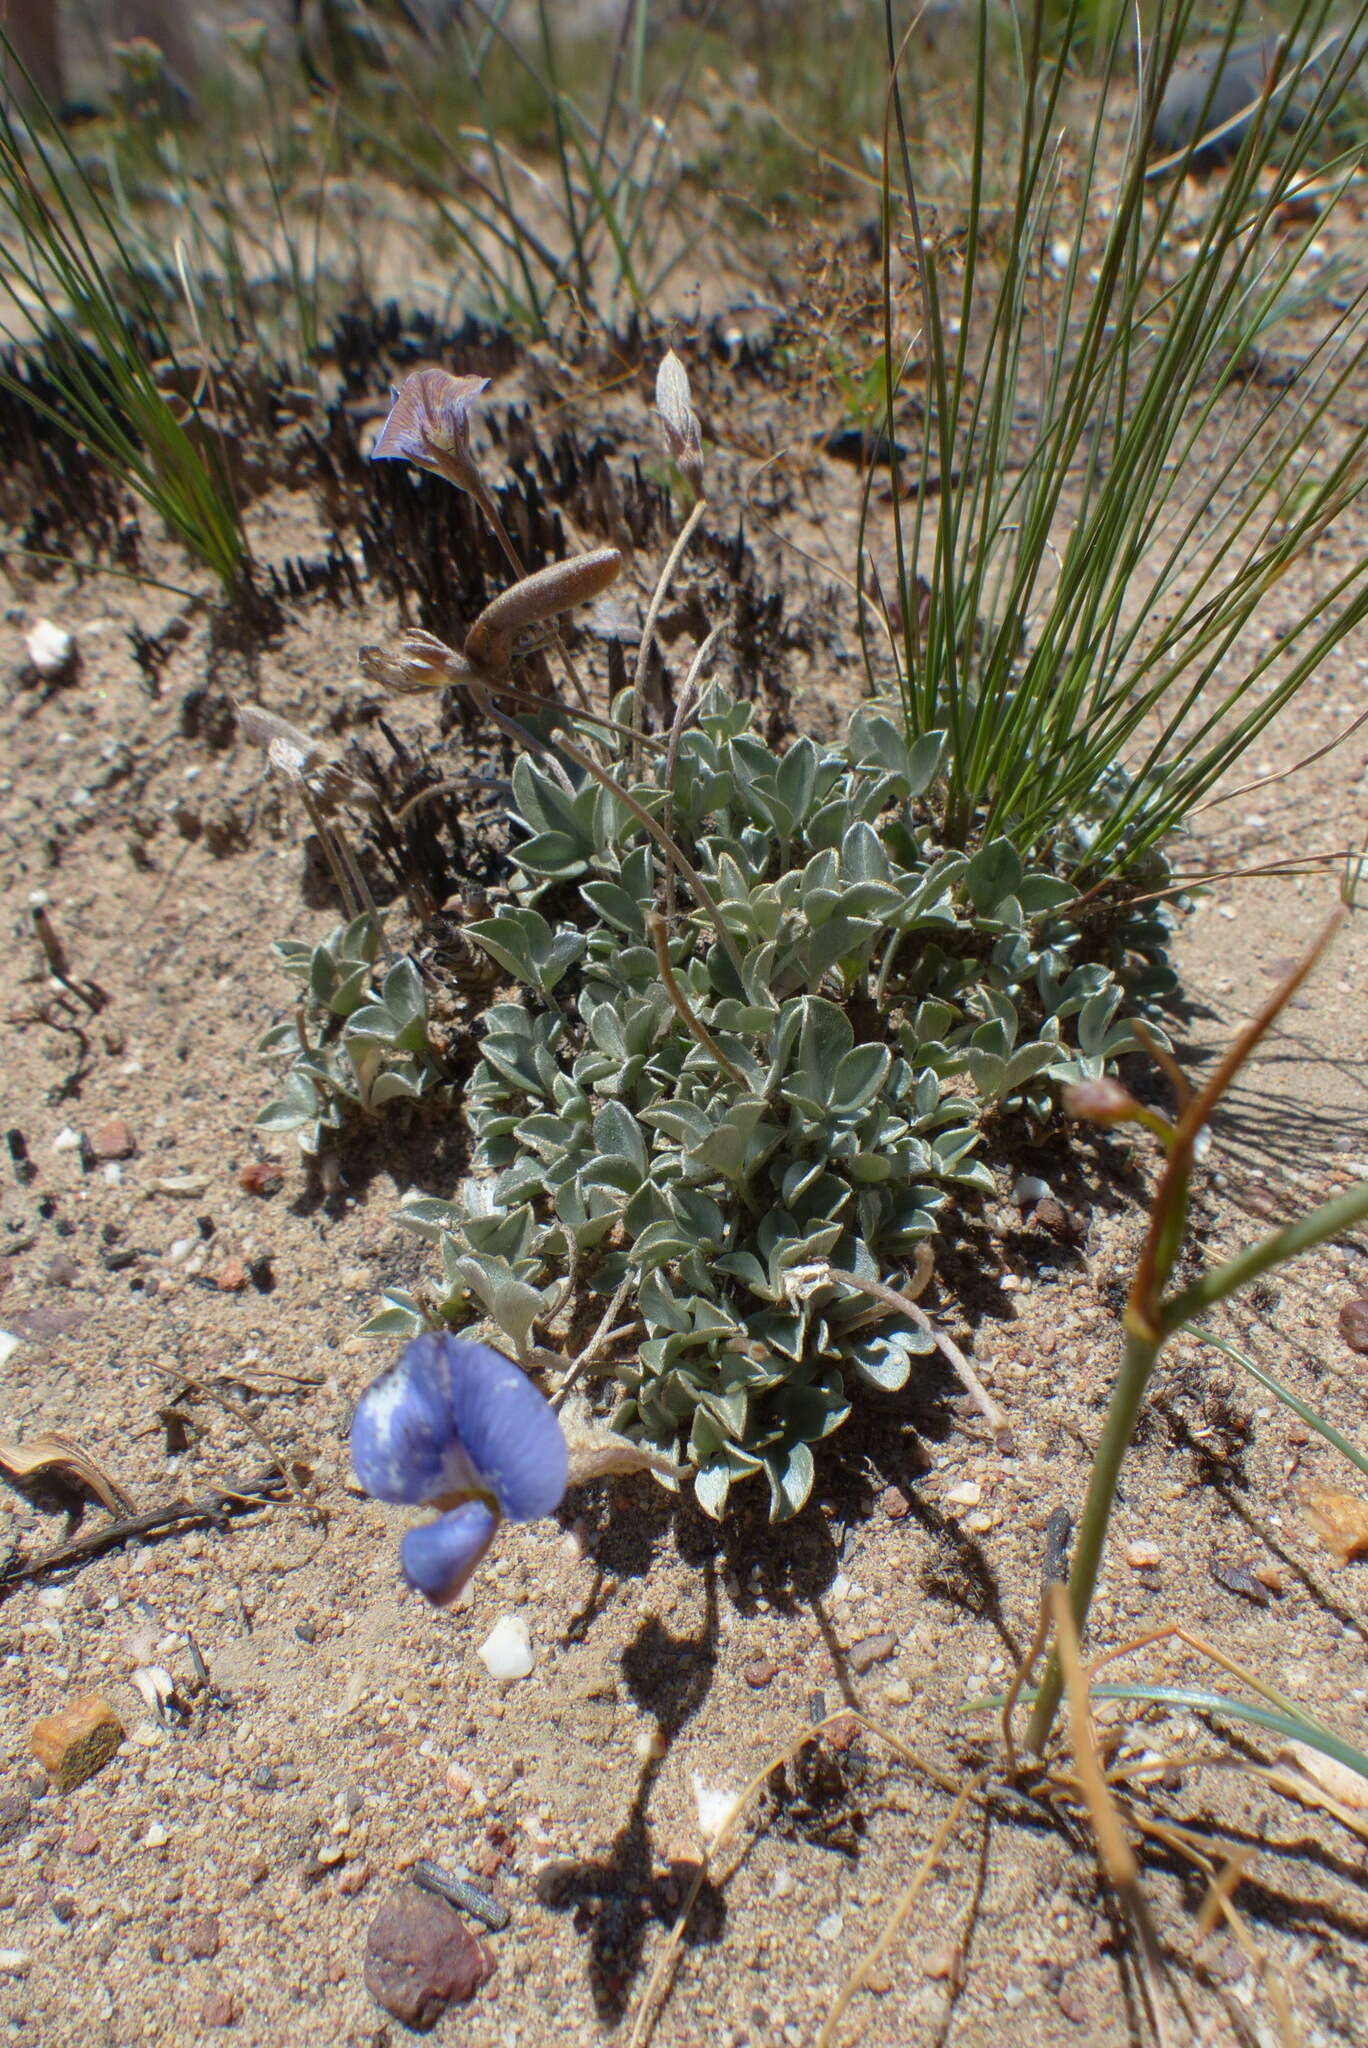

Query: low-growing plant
left=256, top=913, right=460, bottom=1154
left=364, top=676, right=1176, bottom=1521
left=354, top=361, right=1175, bottom=1519
left=626, top=932, right=1368, bottom=2048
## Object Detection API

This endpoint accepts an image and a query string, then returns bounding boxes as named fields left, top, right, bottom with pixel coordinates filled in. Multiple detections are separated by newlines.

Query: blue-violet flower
left=370, top=368, right=490, bottom=499
left=350, top=1334, right=568, bottom=1606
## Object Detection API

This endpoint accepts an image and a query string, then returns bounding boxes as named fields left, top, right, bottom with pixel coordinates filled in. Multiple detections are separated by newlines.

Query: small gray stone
left=363, top=1886, right=495, bottom=2031
left=848, top=1632, right=897, bottom=1675
left=0, top=1792, right=31, bottom=1847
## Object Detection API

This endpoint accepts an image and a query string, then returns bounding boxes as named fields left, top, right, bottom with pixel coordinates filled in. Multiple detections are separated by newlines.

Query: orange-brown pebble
left=30, top=1693, right=125, bottom=1791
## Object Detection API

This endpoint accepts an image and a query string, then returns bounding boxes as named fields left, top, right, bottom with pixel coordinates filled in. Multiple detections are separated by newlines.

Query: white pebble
left=52, top=1127, right=81, bottom=1153
left=0, top=1951, right=31, bottom=1974
left=815, top=1912, right=844, bottom=1942
left=1011, top=1174, right=1052, bottom=1206
left=143, top=1821, right=169, bottom=1848
left=0, top=1333, right=20, bottom=1369
left=26, top=619, right=75, bottom=675
left=691, top=1771, right=738, bottom=1846
left=477, top=1614, right=535, bottom=1682
left=167, top=1239, right=195, bottom=1264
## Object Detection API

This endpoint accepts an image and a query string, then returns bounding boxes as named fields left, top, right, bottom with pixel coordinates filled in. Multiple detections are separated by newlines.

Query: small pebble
left=0, top=1793, right=30, bottom=1846
left=945, top=1480, right=981, bottom=1508
left=1211, top=1560, right=1271, bottom=1608
left=742, top=1657, right=777, bottom=1689
left=815, top=1912, right=844, bottom=1942
left=144, top=1822, right=169, bottom=1849
left=182, top=1914, right=220, bottom=1960
left=91, top=1118, right=136, bottom=1162
left=924, top=1942, right=962, bottom=1983
left=0, top=1951, right=31, bottom=1975
left=201, top=1991, right=236, bottom=2029
left=52, top=1127, right=81, bottom=1154
left=477, top=1616, right=534, bottom=1682
left=69, top=1825, right=100, bottom=1856
left=881, top=1485, right=911, bottom=1520
left=237, top=1163, right=282, bottom=1197
left=26, top=620, right=76, bottom=676
left=1012, top=1174, right=1052, bottom=1206
left=848, top=1632, right=897, bottom=1675
left=1338, top=1298, right=1368, bottom=1355
left=1125, top=1540, right=1163, bottom=1570
left=363, top=1885, right=495, bottom=2028
left=294, top=1620, right=318, bottom=1644
left=216, top=1258, right=249, bottom=1293
left=30, top=1694, right=125, bottom=1792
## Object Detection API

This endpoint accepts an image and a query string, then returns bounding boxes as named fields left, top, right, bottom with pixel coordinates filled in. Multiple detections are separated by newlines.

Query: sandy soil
left=1, top=206, right=1367, bottom=2048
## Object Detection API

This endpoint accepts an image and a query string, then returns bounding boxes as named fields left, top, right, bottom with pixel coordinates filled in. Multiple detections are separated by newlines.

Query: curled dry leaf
left=0, top=1434, right=136, bottom=1517
left=1303, top=1486, right=1368, bottom=1565
left=131, top=1666, right=178, bottom=1720
left=359, top=631, right=468, bottom=695
left=558, top=1398, right=689, bottom=1488
left=1276, top=1740, right=1368, bottom=1814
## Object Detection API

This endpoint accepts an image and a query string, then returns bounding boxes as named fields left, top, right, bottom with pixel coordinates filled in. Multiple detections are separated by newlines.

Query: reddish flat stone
left=363, top=1885, right=495, bottom=2030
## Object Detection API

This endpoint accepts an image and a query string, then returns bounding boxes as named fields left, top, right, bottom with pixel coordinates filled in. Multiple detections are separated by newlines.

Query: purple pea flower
left=351, top=1334, right=568, bottom=1606
left=370, top=367, right=491, bottom=499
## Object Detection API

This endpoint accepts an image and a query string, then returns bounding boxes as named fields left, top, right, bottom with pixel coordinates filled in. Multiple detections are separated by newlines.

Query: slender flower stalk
left=1026, top=916, right=1368, bottom=1750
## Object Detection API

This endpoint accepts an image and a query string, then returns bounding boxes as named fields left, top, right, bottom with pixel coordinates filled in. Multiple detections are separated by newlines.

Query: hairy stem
left=646, top=912, right=750, bottom=1091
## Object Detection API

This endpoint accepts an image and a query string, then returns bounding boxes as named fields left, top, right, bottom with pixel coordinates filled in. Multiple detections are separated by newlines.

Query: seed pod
left=463, top=548, right=623, bottom=675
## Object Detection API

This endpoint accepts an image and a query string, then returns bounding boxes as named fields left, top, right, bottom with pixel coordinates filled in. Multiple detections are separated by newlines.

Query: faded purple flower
left=371, top=368, right=491, bottom=498
left=350, top=1334, right=568, bottom=1606
left=654, top=349, right=704, bottom=496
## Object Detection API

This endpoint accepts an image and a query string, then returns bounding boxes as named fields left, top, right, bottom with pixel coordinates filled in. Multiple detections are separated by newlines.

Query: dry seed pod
left=358, top=630, right=473, bottom=694
left=235, top=703, right=376, bottom=814
left=463, top=547, right=623, bottom=675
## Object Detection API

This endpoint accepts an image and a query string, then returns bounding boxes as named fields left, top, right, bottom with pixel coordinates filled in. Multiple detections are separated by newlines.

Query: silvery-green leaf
left=514, top=830, right=590, bottom=879
left=763, top=1440, right=814, bottom=1520
left=257, top=1021, right=302, bottom=1054
left=593, top=1099, right=648, bottom=1176
left=357, top=1294, right=427, bottom=1338
left=830, top=1043, right=891, bottom=1115
left=329, top=964, right=374, bottom=1017
left=344, top=1002, right=401, bottom=1045
left=369, top=1068, right=423, bottom=1105
left=694, top=1458, right=733, bottom=1520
